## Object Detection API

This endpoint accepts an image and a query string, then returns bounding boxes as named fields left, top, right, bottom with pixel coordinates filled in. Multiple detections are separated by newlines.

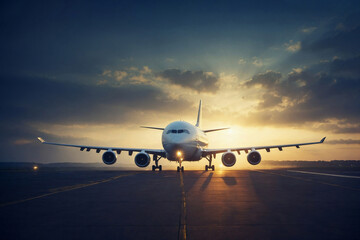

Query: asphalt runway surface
left=1, top=168, right=360, bottom=240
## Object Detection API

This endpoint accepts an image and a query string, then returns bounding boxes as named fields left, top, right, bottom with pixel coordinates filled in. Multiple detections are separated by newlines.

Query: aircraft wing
left=203, top=137, right=326, bottom=156
left=37, top=137, right=166, bottom=157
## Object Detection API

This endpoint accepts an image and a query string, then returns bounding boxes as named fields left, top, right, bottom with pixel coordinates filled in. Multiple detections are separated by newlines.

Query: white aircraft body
left=38, top=101, right=326, bottom=171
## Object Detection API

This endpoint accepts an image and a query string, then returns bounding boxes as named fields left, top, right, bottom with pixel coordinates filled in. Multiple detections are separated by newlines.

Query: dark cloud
left=257, top=93, right=283, bottom=109
left=317, top=124, right=360, bottom=134
left=245, top=70, right=282, bottom=89
left=0, top=74, right=192, bottom=162
left=327, top=139, right=360, bottom=144
left=330, top=56, right=360, bottom=78
left=159, top=69, right=219, bottom=92
left=256, top=13, right=360, bottom=133
left=243, top=57, right=360, bottom=133
left=279, top=12, right=360, bottom=73
left=0, top=75, right=189, bottom=125
left=304, top=24, right=360, bottom=57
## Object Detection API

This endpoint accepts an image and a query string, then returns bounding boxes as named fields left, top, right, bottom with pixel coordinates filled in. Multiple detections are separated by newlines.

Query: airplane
left=37, top=100, right=326, bottom=172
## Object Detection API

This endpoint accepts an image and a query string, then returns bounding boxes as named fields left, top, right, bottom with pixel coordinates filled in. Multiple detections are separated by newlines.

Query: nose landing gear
left=177, top=159, right=184, bottom=172
left=177, top=166, right=184, bottom=172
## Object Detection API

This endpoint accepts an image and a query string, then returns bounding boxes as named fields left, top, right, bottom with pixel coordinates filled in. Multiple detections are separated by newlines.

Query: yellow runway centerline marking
left=178, top=171, right=187, bottom=240
left=0, top=173, right=136, bottom=208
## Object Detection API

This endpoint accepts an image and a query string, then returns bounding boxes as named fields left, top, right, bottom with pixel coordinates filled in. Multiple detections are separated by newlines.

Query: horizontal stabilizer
left=141, top=126, right=165, bottom=131
left=204, top=128, right=229, bottom=133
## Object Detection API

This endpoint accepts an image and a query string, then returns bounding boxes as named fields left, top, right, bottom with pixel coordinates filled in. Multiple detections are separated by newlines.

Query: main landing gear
left=205, top=155, right=215, bottom=171
left=152, top=155, right=162, bottom=171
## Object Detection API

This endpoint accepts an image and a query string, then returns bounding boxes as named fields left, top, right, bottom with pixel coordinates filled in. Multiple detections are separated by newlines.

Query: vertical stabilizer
left=195, top=100, right=202, bottom=127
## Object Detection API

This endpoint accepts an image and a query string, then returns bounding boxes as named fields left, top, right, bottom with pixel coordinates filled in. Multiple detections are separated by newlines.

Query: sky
left=1, top=0, right=360, bottom=168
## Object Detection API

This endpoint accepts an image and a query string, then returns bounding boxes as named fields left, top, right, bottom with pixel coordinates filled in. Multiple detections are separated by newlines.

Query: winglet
left=195, top=100, right=202, bottom=127
left=37, top=137, right=45, bottom=143
left=320, top=137, right=326, bottom=143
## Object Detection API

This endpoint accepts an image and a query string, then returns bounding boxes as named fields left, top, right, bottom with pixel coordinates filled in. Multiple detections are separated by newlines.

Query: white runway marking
left=288, top=170, right=360, bottom=179
left=0, top=173, right=136, bottom=208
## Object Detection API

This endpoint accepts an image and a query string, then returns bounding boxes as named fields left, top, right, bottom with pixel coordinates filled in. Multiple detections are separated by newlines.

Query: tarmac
left=1, top=168, right=360, bottom=240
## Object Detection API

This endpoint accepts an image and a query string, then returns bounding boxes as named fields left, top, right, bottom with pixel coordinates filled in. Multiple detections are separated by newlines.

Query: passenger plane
left=38, top=101, right=325, bottom=171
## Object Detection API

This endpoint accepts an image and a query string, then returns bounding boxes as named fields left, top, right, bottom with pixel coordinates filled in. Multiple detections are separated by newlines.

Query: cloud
left=238, top=58, right=246, bottom=64
left=96, top=79, right=108, bottom=85
left=114, top=71, right=128, bottom=81
left=0, top=74, right=194, bottom=162
left=257, top=93, right=283, bottom=109
left=140, top=66, right=152, bottom=74
left=251, top=57, right=263, bottom=67
left=159, top=69, right=220, bottom=92
left=303, top=25, right=360, bottom=56
left=301, top=27, right=317, bottom=33
left=102, top=70, right=112, bottom=77
left=330, top=56, right=360, bottom=78
left=285, top=40, right=301, bottom=52
left=129, top=74, right=151, bottom=84
left=316, top=123, right=360, bottom=134
left=102, top=67, right=154, bottom=86
left=242, top=57, right=360, bottom=133
left=165, top=58, right=175, bottom=62
left=13, top=139, right=33, bottom=145
left=279, top=15, right=360, bottom=72
left=0, top=75, right=191, bottom=125
left=245, top=70, right=282, bottom=88
left=327, top=139, right=360, bottom=144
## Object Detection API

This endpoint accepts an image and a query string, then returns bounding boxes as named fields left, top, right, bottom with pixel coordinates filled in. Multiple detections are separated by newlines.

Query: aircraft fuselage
left=162, top=121, right=208, bottom=161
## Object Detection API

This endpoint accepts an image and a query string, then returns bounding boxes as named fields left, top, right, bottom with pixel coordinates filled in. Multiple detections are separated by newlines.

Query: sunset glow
left=1, top=1, right=359, bottom=167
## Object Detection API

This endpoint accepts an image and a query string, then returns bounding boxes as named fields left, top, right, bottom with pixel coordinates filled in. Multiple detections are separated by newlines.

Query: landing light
left=33, top=166, right=38, bottom=170
left=177, top=151, right=182, bottom=157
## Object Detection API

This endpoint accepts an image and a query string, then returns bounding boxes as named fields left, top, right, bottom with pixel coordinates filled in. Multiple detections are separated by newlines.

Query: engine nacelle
left=135, top=152, right=151, bottom=168
left=102, top=150, right=117, bottom=165
left=221, top=152, right=236, bottom=167
left=247, top=150, right=261, bottom=165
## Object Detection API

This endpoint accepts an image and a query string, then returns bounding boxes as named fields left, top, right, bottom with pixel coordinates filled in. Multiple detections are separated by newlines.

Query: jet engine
left=102, top=150, right=117, bottom=165
left=135, top=152, right=151, bottom=167
left=221, top=152, right=236, bottom=167
left=247, top=150, right=261, bottom=165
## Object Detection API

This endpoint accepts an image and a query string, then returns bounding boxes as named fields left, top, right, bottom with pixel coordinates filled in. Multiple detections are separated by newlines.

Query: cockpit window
left=166, top=129, right=190, bottom=134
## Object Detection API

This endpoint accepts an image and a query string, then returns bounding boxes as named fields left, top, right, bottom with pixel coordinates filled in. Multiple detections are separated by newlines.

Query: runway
left=1, top=168, right=360, bottom=240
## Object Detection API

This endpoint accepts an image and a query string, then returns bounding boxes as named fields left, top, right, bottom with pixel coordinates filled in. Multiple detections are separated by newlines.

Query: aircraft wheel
left=177, top=166, right=180, bottom=172
left=159, top=165, right=162, bottom=171
left=205, top=165, right=208, bottom=171
left=181, top=166, right=184, bottom=172
left=212, top=165, right=215, bottom=171
left=152, top=165, right=155, bottom=171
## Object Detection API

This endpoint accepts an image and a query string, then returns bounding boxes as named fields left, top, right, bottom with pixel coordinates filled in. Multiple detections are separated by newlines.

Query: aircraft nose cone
left=172, top=138, right=183, bottom=144
left=167, top=143, right=181, bottom=151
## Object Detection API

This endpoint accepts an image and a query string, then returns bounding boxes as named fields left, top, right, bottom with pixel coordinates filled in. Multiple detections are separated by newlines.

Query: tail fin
left=195, top=100, right=202, bottom=127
